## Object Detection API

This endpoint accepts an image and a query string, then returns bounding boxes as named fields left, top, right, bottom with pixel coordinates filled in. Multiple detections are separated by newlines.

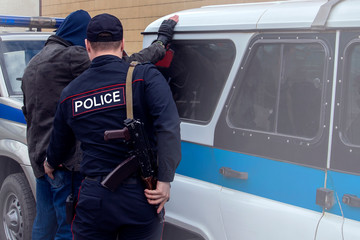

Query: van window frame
left=214, top=32, right=335, bottom=169
left=331, top=31, right=360, bottom=175
left=338, top=39, right=360, bottom=147
left=158, top=39, right=236, bottom=125
left=227, top=38, right=329, bottom=142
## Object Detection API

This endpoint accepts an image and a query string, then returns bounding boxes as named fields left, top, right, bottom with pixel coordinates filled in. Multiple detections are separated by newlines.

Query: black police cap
left=86, top=13, right=123, bottom=42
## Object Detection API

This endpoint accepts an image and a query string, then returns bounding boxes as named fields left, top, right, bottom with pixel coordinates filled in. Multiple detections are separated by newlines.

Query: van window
left=228, top=42, right=326, bottom=139
left=159, top=40, right=235, bottom=123
left=341, top=43, right=360, bottom=146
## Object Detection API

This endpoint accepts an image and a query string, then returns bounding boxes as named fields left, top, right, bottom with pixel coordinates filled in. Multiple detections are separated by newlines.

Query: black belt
left=85, top=175, right=106, bottom=182
left=85, top=175, right=138, bottom=185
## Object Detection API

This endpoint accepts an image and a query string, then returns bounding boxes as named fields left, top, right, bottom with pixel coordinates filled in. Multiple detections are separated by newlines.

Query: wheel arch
left=0, top=139, right=35, bottom=198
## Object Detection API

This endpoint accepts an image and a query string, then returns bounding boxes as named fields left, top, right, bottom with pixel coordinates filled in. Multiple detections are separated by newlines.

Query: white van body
left=143, top=0, right=360, bottom=239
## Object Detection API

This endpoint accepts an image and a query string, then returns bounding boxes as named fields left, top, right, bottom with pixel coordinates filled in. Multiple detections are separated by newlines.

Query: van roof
left=144, top=0, right=360, bottom=33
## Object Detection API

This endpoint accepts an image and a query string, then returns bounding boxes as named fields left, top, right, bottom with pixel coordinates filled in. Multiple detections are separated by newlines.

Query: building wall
left=0, top=0, right=39, bottom=32
left=0, top=0, right=39, bottom=16
left=41, top=0, right=271, bottom=54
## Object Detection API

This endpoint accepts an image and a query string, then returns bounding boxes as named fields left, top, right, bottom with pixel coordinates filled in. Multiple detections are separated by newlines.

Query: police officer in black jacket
left=44, top=13, right=181, bottom=240
left=22, top=9, right=178, bottom=239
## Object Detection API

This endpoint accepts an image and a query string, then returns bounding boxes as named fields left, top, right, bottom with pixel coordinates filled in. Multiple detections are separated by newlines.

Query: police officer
left=44, top=13, right=181, bottom=240
left=22, top=9, right=178, bottom=240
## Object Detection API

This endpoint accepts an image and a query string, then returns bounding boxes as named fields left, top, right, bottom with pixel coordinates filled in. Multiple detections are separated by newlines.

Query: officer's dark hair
left=89, top=33, right=121, bottom=51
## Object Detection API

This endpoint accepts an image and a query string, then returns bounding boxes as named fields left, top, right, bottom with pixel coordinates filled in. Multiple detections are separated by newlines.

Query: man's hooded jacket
left=21, top=10, right=91, bottom=178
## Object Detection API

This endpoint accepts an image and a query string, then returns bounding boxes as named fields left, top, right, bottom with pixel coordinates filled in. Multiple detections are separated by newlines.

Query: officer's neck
left=86, top=39, right=123, bottom=61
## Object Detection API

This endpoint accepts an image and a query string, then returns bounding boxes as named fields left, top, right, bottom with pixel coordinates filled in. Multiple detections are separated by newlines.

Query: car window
left=159, top=40, right=235, bottom=123
left=228, top=42, right=326, bottom=139
left=340, top=43, right=360, bottom=146
left=1, top=40, right=45, bottom=95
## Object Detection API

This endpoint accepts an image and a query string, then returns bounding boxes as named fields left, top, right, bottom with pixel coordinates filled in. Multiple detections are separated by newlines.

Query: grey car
left=0, top=16, right=62, bottom=240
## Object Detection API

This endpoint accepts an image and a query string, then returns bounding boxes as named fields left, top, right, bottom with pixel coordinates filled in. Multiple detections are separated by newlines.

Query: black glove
left=157, top=18, right=177, bottom=46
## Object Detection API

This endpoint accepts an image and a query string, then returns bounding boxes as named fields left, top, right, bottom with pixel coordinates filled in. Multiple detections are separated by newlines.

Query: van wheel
left=0, top=173, right=35, bottom=240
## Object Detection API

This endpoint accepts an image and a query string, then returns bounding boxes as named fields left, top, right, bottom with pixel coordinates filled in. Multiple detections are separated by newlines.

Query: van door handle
left=219, top=167, right=248, bottom=180
left=342, top=194, right=360, bottom=208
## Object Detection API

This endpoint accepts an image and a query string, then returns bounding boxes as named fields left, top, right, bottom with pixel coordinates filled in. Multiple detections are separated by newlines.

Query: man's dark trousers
left=72, top=176, right=163, bottom=240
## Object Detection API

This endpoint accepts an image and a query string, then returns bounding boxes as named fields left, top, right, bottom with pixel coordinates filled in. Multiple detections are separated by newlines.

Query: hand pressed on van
left=156, top=15, right=179, bottom=46
left=144, top=181, right=170, bottom=213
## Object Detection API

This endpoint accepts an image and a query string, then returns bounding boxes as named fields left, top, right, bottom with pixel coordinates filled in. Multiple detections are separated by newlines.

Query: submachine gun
left=102, top=62, right=165, bottom=221
left=102, top=118, right=158, bottom=191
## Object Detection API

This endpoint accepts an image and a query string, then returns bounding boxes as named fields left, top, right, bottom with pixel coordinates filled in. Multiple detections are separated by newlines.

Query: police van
left=143, top=0, right=360, bottom=239
left=0, top=16, right=62, bottom=240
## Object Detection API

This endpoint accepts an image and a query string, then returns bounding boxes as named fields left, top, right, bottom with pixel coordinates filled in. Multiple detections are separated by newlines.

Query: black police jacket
left=47, top=55, right=181, bottom=182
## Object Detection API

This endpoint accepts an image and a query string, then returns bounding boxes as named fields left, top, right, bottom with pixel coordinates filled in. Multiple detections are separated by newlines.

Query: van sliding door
left=214, top=33, right=336, bottom=240
left=327, top=30, right=360, bottom=240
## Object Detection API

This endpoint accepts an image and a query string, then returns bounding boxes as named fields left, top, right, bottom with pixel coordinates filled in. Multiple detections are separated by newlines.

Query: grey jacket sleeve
left=125, top=43, right=166, bottom=64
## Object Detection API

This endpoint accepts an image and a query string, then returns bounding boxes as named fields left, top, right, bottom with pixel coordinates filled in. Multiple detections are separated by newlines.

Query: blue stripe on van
left=178, top=142, right=360, bottom=222
left=177, top=141, right=325, bottom=213
left=0, top=103, right=26, bottom=124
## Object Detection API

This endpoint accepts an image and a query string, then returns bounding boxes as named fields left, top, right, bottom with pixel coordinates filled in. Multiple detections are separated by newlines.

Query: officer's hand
left=156, top=15, right=179, bottom=47
left=144, top=181, right=170, bottom=213
left=43, top=159, right=55, bottom=180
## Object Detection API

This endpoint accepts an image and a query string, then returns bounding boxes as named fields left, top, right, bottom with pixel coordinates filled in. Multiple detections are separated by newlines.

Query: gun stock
left=101, top=156, right=139, bottom=191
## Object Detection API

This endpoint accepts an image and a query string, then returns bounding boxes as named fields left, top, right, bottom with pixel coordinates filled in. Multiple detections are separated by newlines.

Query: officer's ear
left=85, top=39, right=90, bottom=52
left=120, top=39, right=124, bottom=53
left=85, top=39, right=94, bottom=60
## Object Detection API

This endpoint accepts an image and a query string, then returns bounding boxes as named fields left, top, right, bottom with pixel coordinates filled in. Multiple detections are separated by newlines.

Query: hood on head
left=55, top=9, right=91, bottom=48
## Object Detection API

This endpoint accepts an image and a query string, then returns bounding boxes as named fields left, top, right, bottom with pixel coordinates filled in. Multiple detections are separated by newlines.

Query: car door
left=156, top=37, right=237, bottom=239
left=214, top=32, right=337, bottom=240
left=321, top=30, right=360, bottom=240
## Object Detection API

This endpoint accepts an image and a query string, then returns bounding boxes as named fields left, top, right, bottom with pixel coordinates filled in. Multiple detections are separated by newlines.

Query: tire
left=0, top=173, right=36, bottom=240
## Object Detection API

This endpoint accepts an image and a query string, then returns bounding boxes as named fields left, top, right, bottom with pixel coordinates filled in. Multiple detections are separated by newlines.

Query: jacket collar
left=91, top=55, right=123, bottom=67
left=45, top=35, right=73, bottom=48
